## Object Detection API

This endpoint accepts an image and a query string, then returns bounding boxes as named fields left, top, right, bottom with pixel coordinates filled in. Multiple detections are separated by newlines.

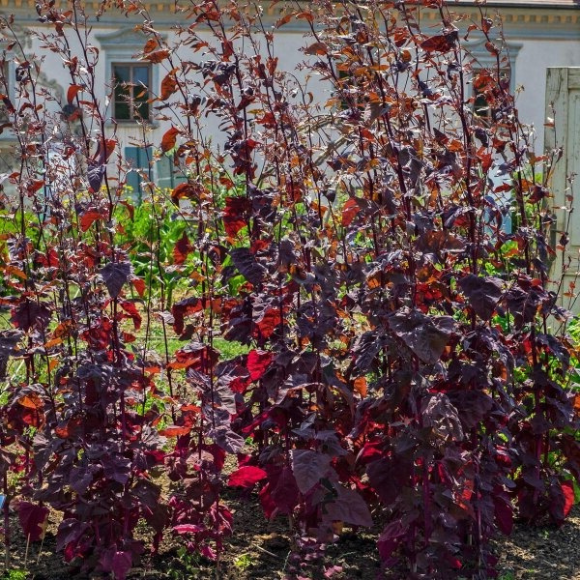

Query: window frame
left=464, top=39, right=522, bottom=120
left=112, top=62, right=152, bottom=122
left=96, top=28, right=164, bottom=125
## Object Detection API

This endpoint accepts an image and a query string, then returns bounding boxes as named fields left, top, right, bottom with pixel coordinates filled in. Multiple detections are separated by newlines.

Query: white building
left=0, top=0, right=577, bottom=199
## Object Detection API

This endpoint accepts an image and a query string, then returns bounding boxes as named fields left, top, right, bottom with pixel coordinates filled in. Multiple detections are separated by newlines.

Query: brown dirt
left=3, top=499, right=580, bottom=579
left=495, top=505, right=580, bottom=580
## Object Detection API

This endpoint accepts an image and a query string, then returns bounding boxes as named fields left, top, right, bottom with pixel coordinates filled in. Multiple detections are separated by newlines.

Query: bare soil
left=3, top=497, right=580, bottom=579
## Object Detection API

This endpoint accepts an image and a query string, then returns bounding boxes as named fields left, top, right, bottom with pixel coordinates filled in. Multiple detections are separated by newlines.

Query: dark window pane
left=114, top=83, right=130, bottom=101
left=115, top=101, right=130, bottom=120
left=474, top=93, right=489, bottom=118
left=134, top=101, right=149, bottom=119
left=134, top=87, right=148, bottom=101
left=113, top=65, right=130, bottom=83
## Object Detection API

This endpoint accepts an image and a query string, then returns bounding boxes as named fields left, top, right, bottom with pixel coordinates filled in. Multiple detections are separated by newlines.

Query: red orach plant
left=0, top=0, right=576, bottom=578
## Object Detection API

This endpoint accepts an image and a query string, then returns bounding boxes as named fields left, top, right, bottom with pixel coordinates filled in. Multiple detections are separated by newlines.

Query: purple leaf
left=56, top=518, right=89, bottom=552
left=207, top=425, right=245, bottom=454
left=230, top=247, right=266, bottom=286
left=70, top=465, right=94, bottom=494
left=18, top=501, right=49, bottom=541
left=267, top=465, right=300, bottom=516
left=367, top=457, right=412, bottom=506
left=11, top=300, right=51, bottom=332
left=87, top=163, right=105, bottom=192
left=113, top=551, right=132, bottom=580
left=459, top=274, right=503, bottom=321
left=494, top=495, right=513, bottom=535
left=101, top=548, right=132, bottom=580
left=100, top=261, right=131, bottom=299
left=389, top=310, right=454, bottom=364
left=324, top=485, right=373, bottom=528
left=291, top=449, right=332, bottom=493
left=377, top=520, right=407, bottom=561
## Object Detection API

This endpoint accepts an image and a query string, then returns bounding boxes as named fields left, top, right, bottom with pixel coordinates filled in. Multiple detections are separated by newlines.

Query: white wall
left=513, top=40, right=580, bottom=153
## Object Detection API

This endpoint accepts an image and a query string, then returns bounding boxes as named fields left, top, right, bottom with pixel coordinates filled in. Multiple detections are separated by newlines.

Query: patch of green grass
left=1, top=569, right=29, bottom=580
left=214, top=337, right=250, bottom=359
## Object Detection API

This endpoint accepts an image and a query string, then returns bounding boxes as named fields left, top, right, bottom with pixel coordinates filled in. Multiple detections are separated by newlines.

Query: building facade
left=0, top=0, right=577, bottom=198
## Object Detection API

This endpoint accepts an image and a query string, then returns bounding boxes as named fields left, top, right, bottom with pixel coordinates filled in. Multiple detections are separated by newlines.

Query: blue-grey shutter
left=156, top=153, right=187, bottom=191
left=125, top=146, right=140, bottom=198
left=125, top=146, right=152, bottom=202
left=156, top=153, right=174, bottom=190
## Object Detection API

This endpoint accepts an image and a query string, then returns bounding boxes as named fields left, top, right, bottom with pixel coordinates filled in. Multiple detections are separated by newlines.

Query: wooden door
left=545, top=67, right=580, bottom=313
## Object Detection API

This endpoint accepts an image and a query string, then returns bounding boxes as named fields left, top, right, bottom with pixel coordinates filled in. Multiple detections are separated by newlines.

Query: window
left=465, top=39, right=521, bottom=122
left=113, top=63, right=150, bottom=121
left=96, top=28, right=165, bottom=125
left=472, top=68, right=511, bottom=121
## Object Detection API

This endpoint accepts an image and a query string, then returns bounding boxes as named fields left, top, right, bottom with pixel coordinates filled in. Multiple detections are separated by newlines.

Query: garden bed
left=4, top=500, right=580, bottom=579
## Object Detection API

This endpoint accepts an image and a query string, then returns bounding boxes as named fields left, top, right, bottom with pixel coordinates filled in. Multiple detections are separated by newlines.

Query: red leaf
left=341, top=198, right=360, bottom=227
left=562, top=480, right=575, bottom=518
left=159, top=424, right=193, bottom=437
left=253, top=308, right=282, bottom=340
left=171, top=182, right=200, bottom=203
left=160, top=127, right=179, bottom=153
left=119, top=199, right=135, bottom=220
left=79, top=209, right=106, bottom=232
left=132, top=277, right=146, bottom=297
left=420, top=30, right=458, bottom=53
left=173, top=231, right=193, bottom=265
left=304, top=41, right=328, bottom=56
left=27, top=179, right=44, bottom=195
left=55, top=414, right=83, bottom=438
left=144, top=48, right=170, bottom=63
left=275, top=13, right=293, bottom=28
left=18, top=502, right=49, bottom=541
left=223, top=196, right=251, bottom=237
left=230, top=375, right=251, bottom=394
left=259, top=483, right=277, bottom=519
left=67, top=84, right=83, bottom=104
left=143, top=38, right=160, bottom=54
left=119, top=300, right=142, bottom=330
left=172, top=342, right=219, bottom=371
left=18, top=393, right=43, bottom=410
left=247, top=350, right=273, bottom=381
left=174, top=524, right=205, bottom=534
left=228, top=466, right=267, bottom=488
left=160, top=71, right=178, bottom=101
left=172, top=297, right=204, bottom=335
